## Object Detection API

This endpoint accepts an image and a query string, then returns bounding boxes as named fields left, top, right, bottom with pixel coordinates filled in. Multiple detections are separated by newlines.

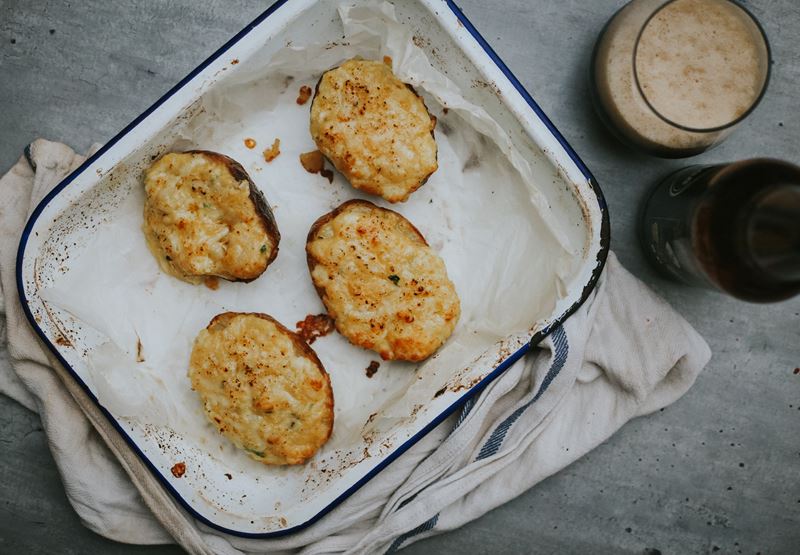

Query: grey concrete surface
left=1, top=0, right=799, bottom=553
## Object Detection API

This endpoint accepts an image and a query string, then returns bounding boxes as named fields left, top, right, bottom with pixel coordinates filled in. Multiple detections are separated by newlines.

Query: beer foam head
left=634, top=0, right=769, bottom=131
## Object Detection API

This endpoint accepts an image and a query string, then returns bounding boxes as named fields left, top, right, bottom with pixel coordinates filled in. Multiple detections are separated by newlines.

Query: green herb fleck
left=388, top=274, right=400, bottom=285
left=203, top=202, right=211, bottom=209
left=260, top=244, right=267, bottom=254
left=245, top=447, right=264, bottom=457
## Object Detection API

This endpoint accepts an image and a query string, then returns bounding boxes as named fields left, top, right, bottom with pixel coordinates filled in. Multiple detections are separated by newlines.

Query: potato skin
left=189, top=312, right=334, bottom=466
left=143, top=150, right=280, bottom=284
left=309, top=59, right=438, bottom=203
left=306, top=200, right=460, bottom=361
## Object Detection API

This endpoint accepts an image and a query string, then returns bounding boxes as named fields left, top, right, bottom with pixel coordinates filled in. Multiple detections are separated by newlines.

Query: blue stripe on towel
left=393, top=390, right=477, bottom=513
left=476, top=326, right=569, bottom=461
left=452, top=396, right=476, bottom=433
left=386, top=514, right=440, bottom=553
left=385, top=327, right=568, bottom=553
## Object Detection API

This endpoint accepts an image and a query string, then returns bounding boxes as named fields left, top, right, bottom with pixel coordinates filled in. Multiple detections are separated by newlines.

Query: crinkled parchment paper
left=41, top=2, right=584, bottom=471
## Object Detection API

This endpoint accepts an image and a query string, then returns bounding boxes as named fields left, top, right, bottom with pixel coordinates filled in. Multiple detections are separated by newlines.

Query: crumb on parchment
left=204, top=276, right=219, bottom=290
left=366, top=360, right=380, bottom=378
left=296, top=313, right=335, bottom=344
left=300, top=150, right=334, bottom=183
left=296, top=85, right=312, bottom=105
left=263, top=139, right=281, bottom=162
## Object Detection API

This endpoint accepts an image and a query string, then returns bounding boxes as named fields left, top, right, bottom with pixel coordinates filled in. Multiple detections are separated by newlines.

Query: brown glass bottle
left=640, top=159, right=800, bottom=302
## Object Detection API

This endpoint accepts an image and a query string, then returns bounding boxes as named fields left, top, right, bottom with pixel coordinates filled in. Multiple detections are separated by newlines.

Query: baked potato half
left=189, top=312, right=334, bottom=466
left=310, top=59, right=438, bottom=203
left=143, top=150, right=280, bottom=284
left=306, top=200, right=460, bottom=361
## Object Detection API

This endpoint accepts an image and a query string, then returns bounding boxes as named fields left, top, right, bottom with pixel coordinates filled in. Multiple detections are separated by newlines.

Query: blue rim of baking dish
left=16, top=0, right=610, bottom=539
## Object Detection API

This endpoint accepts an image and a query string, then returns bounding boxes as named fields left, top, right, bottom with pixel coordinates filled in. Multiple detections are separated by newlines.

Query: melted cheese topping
left=310, top=59, right=438, bottom=203
left=143, top=152, right=278, bottom=283
left=189, top=313, right=333, bottom=465
left=307, top=201, right=460, bottom=361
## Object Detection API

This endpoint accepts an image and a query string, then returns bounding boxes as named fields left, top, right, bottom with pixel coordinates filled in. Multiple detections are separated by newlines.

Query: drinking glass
left=590, top=0, right=771, bottom=158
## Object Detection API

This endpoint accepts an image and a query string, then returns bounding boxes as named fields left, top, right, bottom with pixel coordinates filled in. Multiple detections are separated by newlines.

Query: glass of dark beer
left=640, top=159, right=800, bottom=302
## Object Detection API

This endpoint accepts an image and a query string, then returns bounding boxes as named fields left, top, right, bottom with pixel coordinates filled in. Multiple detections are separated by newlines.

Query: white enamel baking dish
left=16, top=0, right=609, bottom=537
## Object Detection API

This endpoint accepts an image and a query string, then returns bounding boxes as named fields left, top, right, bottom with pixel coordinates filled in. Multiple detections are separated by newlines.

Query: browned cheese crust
left=189, top=312, right=334, bottom=465
left=306, top=200, right=460, bottom=361
left=309, top=59, right=438, bottom=203
left=143, top=151, right=280, bottom=284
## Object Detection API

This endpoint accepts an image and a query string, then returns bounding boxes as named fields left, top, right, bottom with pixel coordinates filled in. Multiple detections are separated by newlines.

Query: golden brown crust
left=305, top=199, right=428, bottom=307
left=189, top=312, right=333, bottom=465
left=309, top=59, right=438, bottom=203
left=306, top=200, right=460, bottom=361
left=143, top=150, right=280, bottom=284
left=306, top=199, right=428, bottom=249
left=193, top=150, right=281, bottom=271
